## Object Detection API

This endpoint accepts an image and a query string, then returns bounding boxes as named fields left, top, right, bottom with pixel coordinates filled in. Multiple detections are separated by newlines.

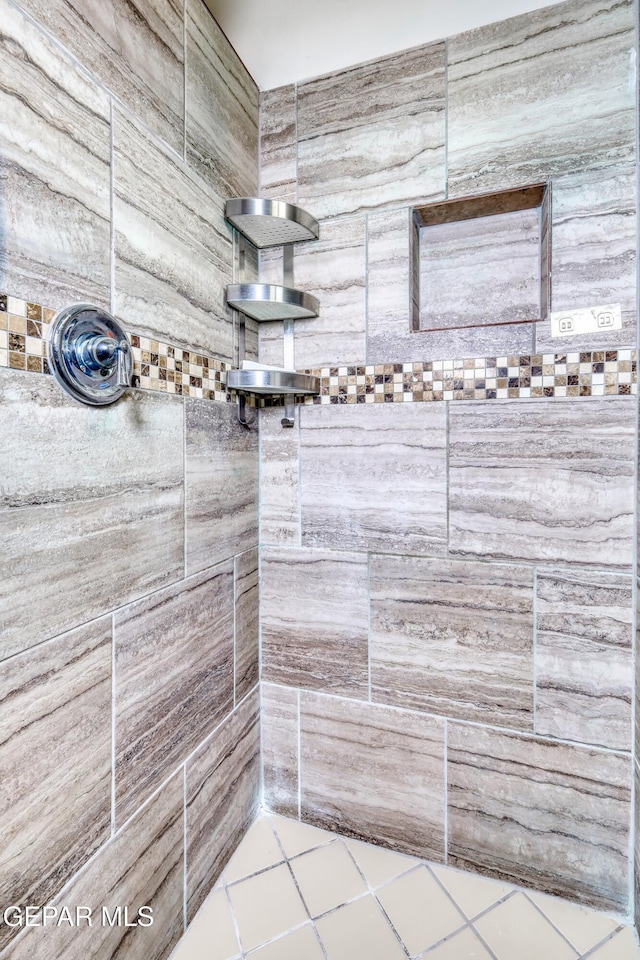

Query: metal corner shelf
left=224, top=198, right=319, bottom=249
left=226, top=283, right=319, bottom=322
left=226, top=369, right=319, bottom=396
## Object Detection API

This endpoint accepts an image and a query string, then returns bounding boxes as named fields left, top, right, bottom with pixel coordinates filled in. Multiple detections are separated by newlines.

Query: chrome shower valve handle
left=47, top=304, right=133, bottom=406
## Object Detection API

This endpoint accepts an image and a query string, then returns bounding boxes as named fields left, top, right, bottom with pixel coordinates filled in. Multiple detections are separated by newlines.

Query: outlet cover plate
left=550, top=303, right=622, bottom=338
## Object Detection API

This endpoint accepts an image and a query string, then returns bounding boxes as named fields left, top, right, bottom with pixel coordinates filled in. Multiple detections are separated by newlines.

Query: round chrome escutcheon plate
left=47, top=304, right=132, bottom=406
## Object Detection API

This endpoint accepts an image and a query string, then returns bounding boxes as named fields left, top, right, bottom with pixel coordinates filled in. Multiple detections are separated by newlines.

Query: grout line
left=183, top=399, right=187, bottom=579
left=443, top=718, right=448, bottom=864
left=367, top=553, right=372, bottom=702
left=631, top=5, right=640, bottom=925
left=182, top=0, right=187, bottom=164
left=364, top=213, right=369, bottom=362
left=109, top=97, right=115, bottom=317
left=111, top=612, right=116, bottom=836
left=183, top=765, right=188, bottom=933
left=297, top=688, right=302, bottom=819
left=523, top=890, right=589, bottom=955
left=580, top=926, right=628, bottom=958
left=294, top=82, right=299, bottom=206
left=444, top=38, right=449, bottom=201
left=233, top=555, right=237, bottom=709
left=445, top=400, right=450, bottom=555
left=532, top=566, right=538, bottom=734
left=225, top=884, right=244, bottom=956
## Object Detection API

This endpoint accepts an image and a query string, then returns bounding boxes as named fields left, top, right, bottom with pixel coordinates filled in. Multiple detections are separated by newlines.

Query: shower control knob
left=47, top=304, right=133, bottom=406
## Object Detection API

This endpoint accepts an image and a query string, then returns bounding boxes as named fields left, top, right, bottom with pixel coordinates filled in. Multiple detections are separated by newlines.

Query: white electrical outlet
left=549, top=303, right=622, bottom=338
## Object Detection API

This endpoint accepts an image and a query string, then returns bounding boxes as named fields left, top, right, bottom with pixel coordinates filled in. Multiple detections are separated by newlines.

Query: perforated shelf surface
left=226, top=283, right=320, bottom=322
left=225, top=198, right=319, bottom=249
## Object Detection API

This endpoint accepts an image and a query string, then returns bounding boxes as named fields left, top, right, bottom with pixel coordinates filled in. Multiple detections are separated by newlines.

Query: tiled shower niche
left=411, top=184, right=551, bottom=333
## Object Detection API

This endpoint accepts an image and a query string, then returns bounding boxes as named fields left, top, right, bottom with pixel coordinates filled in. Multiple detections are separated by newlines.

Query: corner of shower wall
left=0, top=0, right=261, bottom=957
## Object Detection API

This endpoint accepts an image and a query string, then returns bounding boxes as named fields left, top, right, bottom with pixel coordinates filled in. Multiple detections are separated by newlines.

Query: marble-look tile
left=261, top=547, right=369, bottom=698
left=297, top=43, right=446, bottom=219
left=262, top=684, right=299, bottom=818
left=0, top=619, right=111, bottom=953
left=186, top=690, right=260, bottom=920
left=259, top=407, right=301, bottom=546
left=448, top=399, right=635, bottom=569
left=300, top=692, right=445, bottom=860
left=235, top=548, right=259, bottom=702
left=635, top=759, right=640, bottom=929
left=114, top=562, right=234, bottom=825
left=0, top=372, right=184, bottom=662
left=0, top=0, right=110, bottom=309
left=259, top=218, right=367, bottom=367
left=536, top=166, right=638, bottom=352
left=448, top=0, right=637, bottom=196
left=535, top=568, right=633, bottom=751
left=366, top=208, right=534, bottom=364
left=3, top=772, right=184, bottom=960
left=113, top=106, right=234, bottom=360
left=419, top=208, right=541, bottom=330
left=16, top=0, right=184, bottom=153
left=188, top=0, right=259, bottom=199
left=300, top=403, right=447, bottom=556
left=370, top=556, right=534, bottom=729
left=447, top=723, right=631, bottom=910
left=293, top=218, right=366, bottom=367
left=185, top=399, right=258, bottom=576
left=260, top=85, right=297, bottom=201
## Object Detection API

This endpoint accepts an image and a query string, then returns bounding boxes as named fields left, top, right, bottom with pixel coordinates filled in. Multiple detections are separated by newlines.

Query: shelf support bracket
left=281, top=244, right=296, bottom=428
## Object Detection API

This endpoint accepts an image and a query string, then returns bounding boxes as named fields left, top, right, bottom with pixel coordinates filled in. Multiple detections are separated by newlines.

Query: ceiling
left=205, top=0, right=565, bottom=90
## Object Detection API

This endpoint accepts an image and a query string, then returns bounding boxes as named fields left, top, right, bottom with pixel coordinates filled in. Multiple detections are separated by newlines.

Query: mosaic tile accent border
left=282, top=351, right=636, bottom=405
left=1, top=295, right=637, bottom=406
left=0, top=294, right=234, bottom=403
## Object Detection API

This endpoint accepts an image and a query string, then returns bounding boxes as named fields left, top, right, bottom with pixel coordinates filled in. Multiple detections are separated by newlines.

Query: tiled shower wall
left=0, top=0, right=260, bottom=957
left=258, top=0, right=640, bottom=918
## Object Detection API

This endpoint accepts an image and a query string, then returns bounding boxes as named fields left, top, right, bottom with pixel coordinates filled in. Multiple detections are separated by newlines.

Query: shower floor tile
left=170, top=814, right=640, bottom=960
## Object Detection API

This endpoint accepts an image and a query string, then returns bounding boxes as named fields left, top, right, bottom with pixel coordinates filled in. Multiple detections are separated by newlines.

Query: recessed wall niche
left=411, top=184, right=550, bottom=334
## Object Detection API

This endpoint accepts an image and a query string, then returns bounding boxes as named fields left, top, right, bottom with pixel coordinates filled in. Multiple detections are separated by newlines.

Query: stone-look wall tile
left=185, top=399, right=258, bottom=576
left=635, top=760, right=640, bottom=931
left=447, top=723, right=631, bottom=910
left=300, top=693, right=445, bottom=861
left=262, top=683, right=299, bottom=818
left=366, top=208, right=534, bottom=364
left=0, top=619, right=111, bottom=953
left=235, top=548, right=259, bottom=702
left=370, top=557, right=534, bottom=729
left=258, top=249, right=285, bottom=367
left=300, top=403, right=447, bottom=556
left=448, top=399, right=635, bottom=569
left=0, top=373, right=184, bottom=662
left=114, top=562, right=234, bottom=826
left=0, top=0, right=110, bottom=310
left=419, top=209, right=541, bottom=330
left=188, top=0, right=259, bottom=199
left=186, top=690, right=260, bottom=920
left=447, top=0, right=637, bottom=197
left=3, top=773, right=184, bottom=960
left=113, top=106, right=234, bottom=360
left=535, top=569, right=633, bottom=751
left=259, top=407, right=301, bottom=545
left=16, top=0, right=184, bottom=153
left=260, top=85, right=297, bottom=202
left=297, top=43, right=446, bottom=220
left=292, top=218, right=367, bottom=367
left=536, top=166, right=638, bottom=353
left=261, top=547, right=369, bottom=698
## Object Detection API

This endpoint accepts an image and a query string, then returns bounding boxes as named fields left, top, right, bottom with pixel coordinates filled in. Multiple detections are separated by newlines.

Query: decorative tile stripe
left=0, top=294, right=235, bottom=403
left=1, top=295, right=637, bottom=406
left=281, top=351, right=635, bottom=404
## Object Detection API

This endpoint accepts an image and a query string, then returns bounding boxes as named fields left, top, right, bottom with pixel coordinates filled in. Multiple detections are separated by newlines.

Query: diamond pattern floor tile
left=170, top=814, right=640, bottom=960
